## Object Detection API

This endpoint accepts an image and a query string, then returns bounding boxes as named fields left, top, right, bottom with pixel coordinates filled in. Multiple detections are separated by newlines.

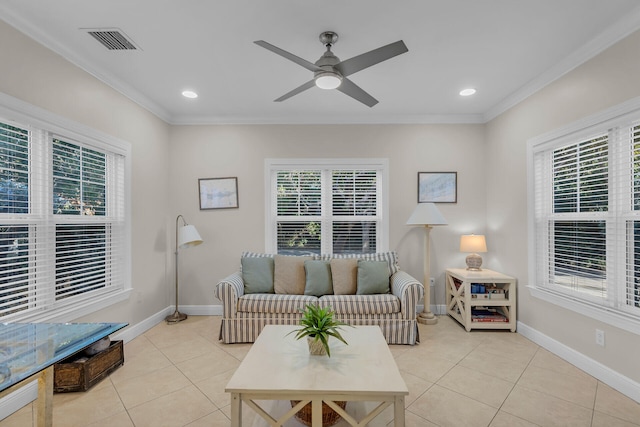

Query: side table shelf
left=445, top=268, right=516, bottom=332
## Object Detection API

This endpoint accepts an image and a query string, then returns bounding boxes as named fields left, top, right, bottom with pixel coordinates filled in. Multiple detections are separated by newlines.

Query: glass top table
left=0, top=322, right=127, bottom=427
left=0, top=322, right=127, bottom=392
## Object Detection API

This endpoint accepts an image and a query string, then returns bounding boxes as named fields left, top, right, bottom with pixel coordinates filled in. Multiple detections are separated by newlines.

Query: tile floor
left=1, top=315, right=639, bottom=427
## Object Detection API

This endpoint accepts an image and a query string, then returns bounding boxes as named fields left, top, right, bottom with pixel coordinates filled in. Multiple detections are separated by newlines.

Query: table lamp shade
left=178, top=224, right=203, bottom=249
left=460, top=234, right=487, bottom=270
left=406, top=203, right=448, bottom=226
left=459, top=234, right=487, bottom=253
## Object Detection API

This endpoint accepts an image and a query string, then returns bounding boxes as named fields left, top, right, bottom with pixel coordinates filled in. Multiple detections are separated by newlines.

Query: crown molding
left=483, top=4, right=640, bottom=123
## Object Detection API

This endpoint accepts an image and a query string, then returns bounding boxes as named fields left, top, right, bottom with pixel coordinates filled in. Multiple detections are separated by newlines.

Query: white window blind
left=530, top=108, right=640, bottom=331
left=267, top=159, right=387, bottom=255
left=0, top=115, right=128, bottom=321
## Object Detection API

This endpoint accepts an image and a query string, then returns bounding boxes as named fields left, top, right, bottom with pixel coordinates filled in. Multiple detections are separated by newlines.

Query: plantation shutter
left=629, top=125, right=640, bottom=309
left=275, top=170, right=322, bottom=254
left=270, top=160, right=385, bottom=255
left=332, top=169, right=379, bottom=253
left=549, top=135, right=609, bottom=299
left=0, top=116, right=127, bottom=319
left=0, top=121, right=32, bottom=316
left=53, top=137, right=126, bottom=302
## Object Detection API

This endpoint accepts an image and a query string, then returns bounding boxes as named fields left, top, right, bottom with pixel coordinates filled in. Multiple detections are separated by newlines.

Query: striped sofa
left=214, top=252, right=424, bottom=345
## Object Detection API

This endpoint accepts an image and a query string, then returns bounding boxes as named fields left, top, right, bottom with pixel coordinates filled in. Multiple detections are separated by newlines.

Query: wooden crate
left=54, top=340, right=124, bottom=393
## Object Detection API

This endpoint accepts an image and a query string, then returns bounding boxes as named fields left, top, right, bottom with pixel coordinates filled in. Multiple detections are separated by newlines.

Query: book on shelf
left=471, top=308, right=508, bottom=322
left=471, top=292, right=506, bottom=300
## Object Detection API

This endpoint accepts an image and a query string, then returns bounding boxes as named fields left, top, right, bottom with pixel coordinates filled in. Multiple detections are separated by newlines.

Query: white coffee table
left=225, top=325, right=408, bottom=427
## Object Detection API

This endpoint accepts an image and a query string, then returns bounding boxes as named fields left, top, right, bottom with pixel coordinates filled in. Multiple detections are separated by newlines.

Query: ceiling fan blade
left=274, top=80, right=316, bottom=102
left=337, top=78, right=378, bottom=107
left=335, top=40, right=408, bottom=77
left=254, top=40, right=322, bottom=72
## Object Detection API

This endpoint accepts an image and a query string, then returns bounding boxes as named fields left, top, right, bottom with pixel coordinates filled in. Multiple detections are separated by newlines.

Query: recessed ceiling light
left=182, top=90, right=198, bottom=99
left=459, top=88, right=477, bottom=97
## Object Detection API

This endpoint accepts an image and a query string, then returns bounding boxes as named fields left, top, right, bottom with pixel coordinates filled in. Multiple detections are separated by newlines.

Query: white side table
left=445, top=268, right=516, bottom=332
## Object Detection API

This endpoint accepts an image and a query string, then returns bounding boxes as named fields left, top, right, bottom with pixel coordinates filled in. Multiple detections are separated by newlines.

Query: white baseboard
left=179, top=304, right=223, bottom=316
left=517, top=321, right=640, bottom=403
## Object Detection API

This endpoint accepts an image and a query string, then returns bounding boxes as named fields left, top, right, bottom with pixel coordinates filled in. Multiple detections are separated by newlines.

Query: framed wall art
left=199, top=177, right=239, bottom=210
left=418, top=172, right=457, bottom=203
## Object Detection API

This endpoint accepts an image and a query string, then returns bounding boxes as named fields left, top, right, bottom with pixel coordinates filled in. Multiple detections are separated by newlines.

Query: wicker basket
left=290, top=400, right=347, bottom=427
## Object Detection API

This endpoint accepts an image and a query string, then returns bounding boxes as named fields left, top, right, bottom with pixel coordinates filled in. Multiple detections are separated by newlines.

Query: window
left=266, top=159, right=388, bottom=255
left=0, top=95, right=130, bottom=322
left=529, top=102, right=640, bottom=334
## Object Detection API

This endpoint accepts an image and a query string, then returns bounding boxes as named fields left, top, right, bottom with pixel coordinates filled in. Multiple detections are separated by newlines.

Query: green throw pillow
left=356, top=260, right=390, bottom=295
left=304, top=260, right=333, bottom=296
left=241, top=256, right=274, bottom=294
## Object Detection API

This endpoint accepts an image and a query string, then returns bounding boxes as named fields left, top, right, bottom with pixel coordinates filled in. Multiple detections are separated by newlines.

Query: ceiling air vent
left=85, top=29, right=138, bottom=50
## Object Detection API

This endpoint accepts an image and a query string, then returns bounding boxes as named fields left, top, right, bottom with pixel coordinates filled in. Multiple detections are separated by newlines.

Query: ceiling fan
left=254, top=31, right=408, bottom=107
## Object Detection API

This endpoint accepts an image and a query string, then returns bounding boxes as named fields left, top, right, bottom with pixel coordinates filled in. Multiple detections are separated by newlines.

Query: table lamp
left=406, top=203, right=448, bottom=325
left=166, top=214, right=203, bottom=324
left=460, top=234, right=487, bottom=271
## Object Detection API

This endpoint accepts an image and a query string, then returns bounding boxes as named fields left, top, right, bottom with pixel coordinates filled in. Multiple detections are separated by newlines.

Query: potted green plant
left=289, top=304, right=349, bottom=357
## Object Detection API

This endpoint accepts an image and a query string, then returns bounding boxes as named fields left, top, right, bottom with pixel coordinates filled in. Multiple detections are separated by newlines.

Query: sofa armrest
left=391, top=270, right=425, bottom=320
left=214, top=272, right=244, bottom=318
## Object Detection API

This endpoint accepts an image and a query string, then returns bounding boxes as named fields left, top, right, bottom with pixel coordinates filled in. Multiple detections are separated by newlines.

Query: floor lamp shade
left=406, top=203, right=448, bottom=226
left=406, top=203, right=447, bottom=325
left=178, top=224, right=203, bottom=249
left=166, top=215, right=203, bottom=324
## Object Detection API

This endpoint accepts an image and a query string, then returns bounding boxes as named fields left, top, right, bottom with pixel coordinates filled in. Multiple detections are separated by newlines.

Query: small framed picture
left=418, top=172, right=457, bottom=203
left=198, top=177, right=239, bottom=210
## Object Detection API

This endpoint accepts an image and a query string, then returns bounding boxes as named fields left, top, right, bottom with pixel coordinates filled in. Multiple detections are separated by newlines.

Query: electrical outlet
left=430, top=277, right=435, bottom=287
left=595, top=329, right=605, bottom=346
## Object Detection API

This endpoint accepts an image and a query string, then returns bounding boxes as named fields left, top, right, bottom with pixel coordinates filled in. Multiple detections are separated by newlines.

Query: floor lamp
left=406, top=203, right=448, bottom=325
left=166, top=214, right=203, bottom=324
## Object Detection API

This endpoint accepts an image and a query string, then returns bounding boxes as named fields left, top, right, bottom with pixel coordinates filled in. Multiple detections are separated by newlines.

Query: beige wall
left=486, top=30, right=640, bottom=384
left=0, top=21, right=172, bottom=326
left=168, top=124, right=487, bottom=307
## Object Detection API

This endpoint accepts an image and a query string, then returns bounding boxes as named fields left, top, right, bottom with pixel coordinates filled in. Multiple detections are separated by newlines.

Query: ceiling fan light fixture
left=315, top=72, right=342, bottom=90
left=182, top=90, right=198, bottom=99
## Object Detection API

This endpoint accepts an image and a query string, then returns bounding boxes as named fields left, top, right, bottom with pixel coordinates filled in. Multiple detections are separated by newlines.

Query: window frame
left=264, top=158, right=389, bottom=255
left=527, top=97, right=640, bottom=336
left=0, top=92, right=131, bottom=323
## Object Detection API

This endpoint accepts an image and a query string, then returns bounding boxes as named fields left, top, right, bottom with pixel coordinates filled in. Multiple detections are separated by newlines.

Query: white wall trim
left=179, top=304, right=223, bottom=316
left=518, top=321, right=640, bottom=403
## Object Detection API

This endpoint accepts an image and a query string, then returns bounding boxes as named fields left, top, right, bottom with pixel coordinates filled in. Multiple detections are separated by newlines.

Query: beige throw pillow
left=274, top=255, right=311, bottom=295
left=330, top=258, right=358, bottom=295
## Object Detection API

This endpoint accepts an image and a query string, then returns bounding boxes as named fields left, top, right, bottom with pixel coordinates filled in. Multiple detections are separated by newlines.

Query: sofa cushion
left=330, top=258, right=358, bottom=295
left=356, top=260, right=390, bottom=295
left=304, top=260, right=333, bottom=296
left=241, top=256, right=274, bottom=294
left=237, top=294, right=318, bottom=314
left=316, top=251, right=400, bottom=275
left=319, top=294, right=400, bottom=315
left=274, top=255, right=312, bottom=295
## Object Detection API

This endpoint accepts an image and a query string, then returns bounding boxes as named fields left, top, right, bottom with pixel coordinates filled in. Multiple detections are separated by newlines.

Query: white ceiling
left=2, top=1, right=640, bottom=125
